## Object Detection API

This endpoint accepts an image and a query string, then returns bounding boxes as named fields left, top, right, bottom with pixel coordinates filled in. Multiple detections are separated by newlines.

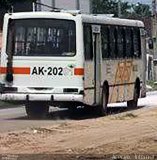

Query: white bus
left=0, top=11, right=146, bottom=118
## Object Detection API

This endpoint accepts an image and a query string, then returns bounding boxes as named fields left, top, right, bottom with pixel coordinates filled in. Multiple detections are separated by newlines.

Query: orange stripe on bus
left=0, top=67, right=7, bottom=74
left=74, top=68, right=84, bottom=76
left=0, top=67, right=30, bottom=74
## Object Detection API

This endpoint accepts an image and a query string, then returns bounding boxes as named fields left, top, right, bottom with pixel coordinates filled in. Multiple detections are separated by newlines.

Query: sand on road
left=0, top=106, right=157, bottom=156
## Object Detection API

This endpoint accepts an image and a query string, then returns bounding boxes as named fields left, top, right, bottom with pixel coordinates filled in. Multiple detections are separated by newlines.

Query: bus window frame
left=101, top=25, right=142, bottom=60
left=83, top=23, right=93, bottom=61
left=6, top=18, right=76, bottom=57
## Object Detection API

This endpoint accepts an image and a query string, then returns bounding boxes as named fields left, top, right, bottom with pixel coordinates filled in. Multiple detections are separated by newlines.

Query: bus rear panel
left=0, top=12, right=84, bottom=104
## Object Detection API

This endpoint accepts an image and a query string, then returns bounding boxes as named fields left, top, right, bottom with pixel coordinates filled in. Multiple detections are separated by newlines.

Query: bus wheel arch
left=127, top=77, right=140, bottom=109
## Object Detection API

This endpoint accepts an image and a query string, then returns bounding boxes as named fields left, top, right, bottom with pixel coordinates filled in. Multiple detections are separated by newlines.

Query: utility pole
left=32, top=0, right=42, bottom=11
left=32, top=2, right=37, bottom=11
left=76, top=0, right=80, bottom=10
left=52, top=0, right=55, bottom=8
left=152, top=0, right=157, bottom=80
left=152, top=0, right=156, bottom=17
left=118, top=0, right=122, bottom=17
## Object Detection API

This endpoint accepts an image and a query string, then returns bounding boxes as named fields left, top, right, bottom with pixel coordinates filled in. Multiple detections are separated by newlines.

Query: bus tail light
left=74, top=68, right=84, bottom=76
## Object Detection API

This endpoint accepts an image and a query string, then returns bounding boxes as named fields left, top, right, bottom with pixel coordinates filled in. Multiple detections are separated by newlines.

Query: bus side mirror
left=148, top=38, right=153, bottom=49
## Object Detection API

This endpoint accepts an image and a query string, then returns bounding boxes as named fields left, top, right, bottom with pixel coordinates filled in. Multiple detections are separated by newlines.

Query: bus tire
left=127, top=80, right=140, bottom=109
left=68, top=103, right=79, bottom=114
left=97, top=85, right=109, bottom=116
left=68, top=106, right=78, bottom=114
left=25, top=102, right=49, bottom=119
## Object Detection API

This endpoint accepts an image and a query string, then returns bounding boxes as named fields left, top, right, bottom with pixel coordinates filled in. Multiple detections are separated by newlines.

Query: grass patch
left=147, top=80, right=157, bottom=91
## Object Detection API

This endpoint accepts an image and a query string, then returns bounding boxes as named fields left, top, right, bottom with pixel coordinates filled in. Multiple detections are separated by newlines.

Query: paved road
left=0, top=91, right=157, bottom=133
left=0, top=105, right=68, bottom=133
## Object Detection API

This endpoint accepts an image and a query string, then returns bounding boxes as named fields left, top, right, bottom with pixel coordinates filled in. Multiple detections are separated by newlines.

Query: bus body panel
left=0, top=56, right=83, bottom=89
left=101, top=59, right=145, bottom=103
left=82, top=17, right=146, bottom=106
left=0, top=12, right=84, bottom=102
left=84, top=61, right=95, bottom=105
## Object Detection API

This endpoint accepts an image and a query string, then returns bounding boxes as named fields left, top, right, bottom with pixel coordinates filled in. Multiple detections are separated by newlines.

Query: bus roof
left=5, top=12, right=144, bottom=28
left=4, top=11, right=76, bottom=21
left=81, top=14, right=144, bottom=28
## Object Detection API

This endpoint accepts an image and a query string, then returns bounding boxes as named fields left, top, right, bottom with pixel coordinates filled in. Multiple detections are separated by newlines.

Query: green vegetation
left=92, top=0, right=151, bottom=18
left=131, top=2, right=151, bottom=17
left=147, top=80, right=157, bottom=91
left=92, top=0, right=131, bottom=17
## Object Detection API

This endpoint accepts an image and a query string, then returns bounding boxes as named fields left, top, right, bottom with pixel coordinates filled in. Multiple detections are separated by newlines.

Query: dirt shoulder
left=0, top=107, right=157, bottom=156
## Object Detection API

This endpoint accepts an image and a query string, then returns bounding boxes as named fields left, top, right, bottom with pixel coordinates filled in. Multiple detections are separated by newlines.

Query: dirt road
left=0, top=106, right=157, bottom=158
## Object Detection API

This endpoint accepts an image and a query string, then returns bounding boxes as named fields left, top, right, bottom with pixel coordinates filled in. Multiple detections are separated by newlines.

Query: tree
left=92, top=0, right=151, bottom=18
left=120, top=1, right=132, bottom=17
left=92, top=0, right=131, bottom=17
left=131, top=3, right=151, bottom=17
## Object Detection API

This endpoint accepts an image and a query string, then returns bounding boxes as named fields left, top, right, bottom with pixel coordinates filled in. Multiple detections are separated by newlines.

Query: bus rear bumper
left=0, top=93, right=83, bottom=102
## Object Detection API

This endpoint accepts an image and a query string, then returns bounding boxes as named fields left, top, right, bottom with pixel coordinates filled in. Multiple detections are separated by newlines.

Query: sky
left=125, top=0, right=151, bottom=5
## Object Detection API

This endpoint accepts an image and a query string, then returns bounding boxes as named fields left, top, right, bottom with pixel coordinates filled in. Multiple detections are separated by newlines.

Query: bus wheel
left=68, top=106, right=77, bottom=113
left=127, top=84, right=140, bottom=109
left=97, top=87, right=108, bottom=116
left=68, top=104, right=78, bottom=114
left=25, top=102, right=49, bottom=119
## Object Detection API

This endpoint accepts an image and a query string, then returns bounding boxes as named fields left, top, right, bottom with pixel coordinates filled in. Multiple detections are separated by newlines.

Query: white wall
left=79, top=0, right=91, bottom=13
left=39, top=0, right=91, bottom=13
left=55, top=0, right=76, bottom=10
left=38, top=0, right=53, bottom=11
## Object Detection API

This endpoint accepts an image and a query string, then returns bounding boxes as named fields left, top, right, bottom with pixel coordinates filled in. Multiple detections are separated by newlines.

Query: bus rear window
left=7, top=19, right=76, bottom=57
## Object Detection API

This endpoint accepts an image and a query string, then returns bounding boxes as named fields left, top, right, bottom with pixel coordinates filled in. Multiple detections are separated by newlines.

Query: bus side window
left=133, top=28, right=141, bottom=58
left=125, top=28, right=134, bottom=58
left=109, top=26, right=116, bottom=58
left=114, top=27, right=118, bottom=58
left=122, top=27, right=126, bottom=58
left=117, top=27, right=124, bottom=58
left=101, top=26, right=110, bottom=59
left=83, top=24, right=93, bottom=60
